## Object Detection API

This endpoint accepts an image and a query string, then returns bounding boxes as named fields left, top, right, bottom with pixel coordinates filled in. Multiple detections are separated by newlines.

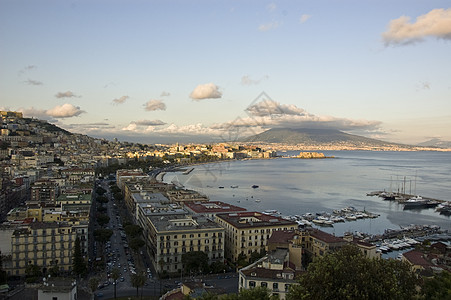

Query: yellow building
left=10, top=222, right=78, bottom=276
left=215, top=212, right=297, bottom=262
left=304, top=229, right=347, bottom=258
left=239, top=248, right=302, bottom=300
left=147, top=214, right=225, bottom=274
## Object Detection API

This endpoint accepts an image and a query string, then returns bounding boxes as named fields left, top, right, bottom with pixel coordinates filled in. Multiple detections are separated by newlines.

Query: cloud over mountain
left=382, top=8, right=451, bottom=46
left=190, top=83, right=222, bottom=100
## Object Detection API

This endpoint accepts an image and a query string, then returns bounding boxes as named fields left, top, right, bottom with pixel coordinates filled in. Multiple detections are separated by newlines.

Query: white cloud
left=160, top=91, right=171, bottom=97
left=241, top=75, right=269, bottom=86
left=46, top=103, right=85, bottom=118
left=132, top=120, right=166, bottom=126
left=55, top=91, right=79, bottom=98
left=300, top=14, right=311, bottom=23
left=17, top=107, right=51, bottom=120
left=246, top=99, right=306, bottom=117
left=258, top=21, right=280, bottom=32
left=112, top=95, right=129, bottom=105
left=189, top=83, right=222, bottom=100
left=144, top=99, right=166, bottom=111
left=382, top=8, right=451, bottom=46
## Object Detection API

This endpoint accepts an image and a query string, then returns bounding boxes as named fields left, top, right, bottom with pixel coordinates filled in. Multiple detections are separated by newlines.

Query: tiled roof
left=403, top=250, right=432, bottom=268
left=309, top=229, right=346, bottom=244
left=268, top=230, right=297, bottom=244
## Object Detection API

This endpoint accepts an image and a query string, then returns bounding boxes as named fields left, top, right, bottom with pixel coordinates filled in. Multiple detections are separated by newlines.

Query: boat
left=403, top=196, right=428, bottom=209
left=255, top=199, right=261, bottom=203
left=218, top=186, right=225, bottom=189
left=230, top=185, right=239, bottom=188
left=252, top=185, right=259, bottom=189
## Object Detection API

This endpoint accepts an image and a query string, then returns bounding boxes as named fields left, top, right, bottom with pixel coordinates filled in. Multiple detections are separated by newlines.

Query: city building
left=239, top=248, right=303, bottom=300
left=146, top=214, right=225, bottom=274
left=9, top=222, right=82, bottom=276
left=215, top=212, right=297, bottom=262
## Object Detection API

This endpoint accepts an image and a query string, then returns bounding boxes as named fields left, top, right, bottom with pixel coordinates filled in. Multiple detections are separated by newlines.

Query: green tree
left=124, top=224, right=143, bottom=238
left=131, top=272, right=147, bottom=298
left=97, top=213, right=110, bottom=226
left=73, top=236, right=87, bottom=277
left=129, top=238, right=145, bottom=253
left=287, top=245, right=418, bottom=300
left=182, top=251, right=209, bottom=275
left=96, top=186, right=106, bottom=195
left=25, top=264, right=41, bottom=283
left=111, top=267, right=121, bottom=299
left=93, top=228, right=113, bottom=244
left=89, top=277, right=100, bottom=295
left=96, top=195, right=109, bottom=204
left=420, top=270, right=451, bottom=300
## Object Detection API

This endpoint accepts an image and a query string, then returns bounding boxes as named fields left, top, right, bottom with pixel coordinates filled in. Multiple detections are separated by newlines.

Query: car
left=96, top=292, right=104, bottom=297
left=120, top=277, right=125, bottom=282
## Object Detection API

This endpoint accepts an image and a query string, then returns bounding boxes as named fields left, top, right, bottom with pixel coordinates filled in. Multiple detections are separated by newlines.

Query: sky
left=1, top=0, right=450, bottom=145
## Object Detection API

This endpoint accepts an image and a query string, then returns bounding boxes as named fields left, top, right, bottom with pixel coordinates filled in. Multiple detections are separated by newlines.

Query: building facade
left=215, top=212, right=297, bottom=262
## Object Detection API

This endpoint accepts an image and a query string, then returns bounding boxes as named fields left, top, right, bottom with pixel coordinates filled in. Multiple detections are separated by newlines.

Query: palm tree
left=111, top=267, right=121, bottom=299
left=131, top=272, right=147, bottom=298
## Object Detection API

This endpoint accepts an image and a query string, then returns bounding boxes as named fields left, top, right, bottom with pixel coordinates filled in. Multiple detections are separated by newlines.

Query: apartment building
left=215, top=212, right=297, bottom=262
left=239, top=248, right=303, bottom=300
left=304, top=228, right=347, bottom=258
left=147, top=215, right=225, bottom=274
left=9, top=222, right=79, bottom=276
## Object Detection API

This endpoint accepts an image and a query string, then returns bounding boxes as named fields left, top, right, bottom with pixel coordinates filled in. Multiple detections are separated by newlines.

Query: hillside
left=242, top=128, right=410, bottom=149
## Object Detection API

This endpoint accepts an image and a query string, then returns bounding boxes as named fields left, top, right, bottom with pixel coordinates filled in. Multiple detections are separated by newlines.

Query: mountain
left=242, top=128, right=411, bottom=149
left=417, top=138, right=451, bottom=149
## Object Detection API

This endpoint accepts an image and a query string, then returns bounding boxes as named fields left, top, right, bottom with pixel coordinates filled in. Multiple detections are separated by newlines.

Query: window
left=273, top=283, right=278, bottom=290
left=52, top=297, right=58, bottom=300
left=249, top=281, right=256, bottom=288
left=261, top=282, right=267, bottom=287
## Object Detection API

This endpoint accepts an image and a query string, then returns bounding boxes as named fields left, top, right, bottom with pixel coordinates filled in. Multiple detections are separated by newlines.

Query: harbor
left=367, top=191, right=451, bottom=215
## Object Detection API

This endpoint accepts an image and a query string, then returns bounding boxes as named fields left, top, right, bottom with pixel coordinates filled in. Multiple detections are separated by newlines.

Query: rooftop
left=184, top=201, right=246, bottom=214
left=148, top=215, right=224, bottom=233
left=216, top=212, right=297, bottom=229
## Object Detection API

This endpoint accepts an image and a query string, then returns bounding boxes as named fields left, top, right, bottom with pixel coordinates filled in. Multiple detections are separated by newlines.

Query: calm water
left=164, top=151, right=451, bottom=236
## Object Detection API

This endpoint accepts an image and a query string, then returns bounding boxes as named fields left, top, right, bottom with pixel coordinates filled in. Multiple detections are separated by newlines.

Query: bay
left=163, top=151, right=451, bottom=236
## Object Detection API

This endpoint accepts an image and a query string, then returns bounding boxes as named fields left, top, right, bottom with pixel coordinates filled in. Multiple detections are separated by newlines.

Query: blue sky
left=1, top=1, right=450, bottom=144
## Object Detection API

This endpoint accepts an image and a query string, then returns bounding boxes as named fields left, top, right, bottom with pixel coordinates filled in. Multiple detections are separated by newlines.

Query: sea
left=163, top=150, right=451, bottom=237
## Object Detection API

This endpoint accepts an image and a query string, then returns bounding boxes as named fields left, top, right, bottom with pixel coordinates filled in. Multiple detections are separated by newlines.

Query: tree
left=129, top=238, right=145, bottom=253
left=94, top=228, right=113, bottom=244
left=96, top=195, right=109, bottom=204
left=131, top=272, right=147, bottom=298
left=182, top=251, right=209, bottom=275
left=97, top=213, right=110, bottom=226
left=420, top=270, right=451, bottom=300
left=124, top=224, right=143, bottom=238
left=96, top=186, right=106, bottom=195
left=25, top=264, right=41, bottom=282
left=73, top=236, right=87, bottom=277
left=89, top=277, right=100, bottom=295
left=287, top=245, right=418, bottom=300
left=111, top=267, right=121, bottom=299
